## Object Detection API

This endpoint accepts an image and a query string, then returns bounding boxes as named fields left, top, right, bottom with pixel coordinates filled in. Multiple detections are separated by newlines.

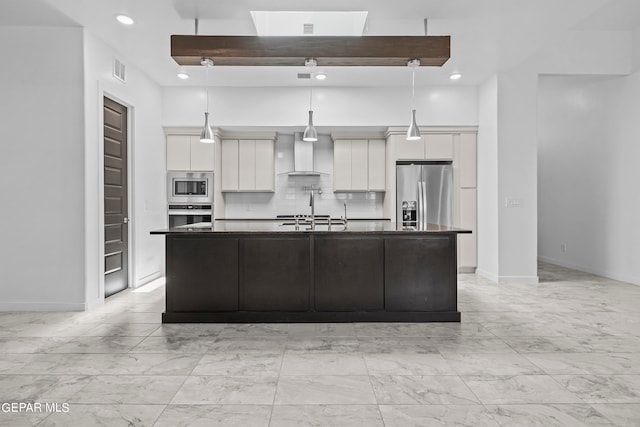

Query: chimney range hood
left=287, top=132, right=322, bottom=176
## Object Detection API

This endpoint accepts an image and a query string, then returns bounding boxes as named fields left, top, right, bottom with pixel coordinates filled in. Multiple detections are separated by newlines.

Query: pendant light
left=303, top=58, right=318, bottom=142
left=406, top=59, right=421, bottom=141
left=200, top=58, right=215, bottom=143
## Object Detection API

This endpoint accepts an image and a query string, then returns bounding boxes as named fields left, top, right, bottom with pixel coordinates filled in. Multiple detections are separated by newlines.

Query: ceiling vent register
left=113, top=58, right=126, bottom=82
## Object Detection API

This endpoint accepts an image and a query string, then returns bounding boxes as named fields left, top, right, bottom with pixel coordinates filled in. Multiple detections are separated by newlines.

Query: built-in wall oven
left=168, top=204, right=212, bottom=228
left=167, top=172, right=214, bottom=228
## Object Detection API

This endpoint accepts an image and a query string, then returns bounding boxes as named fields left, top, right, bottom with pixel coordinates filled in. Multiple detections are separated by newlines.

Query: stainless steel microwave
left=167, top=172, right=214, bottom=204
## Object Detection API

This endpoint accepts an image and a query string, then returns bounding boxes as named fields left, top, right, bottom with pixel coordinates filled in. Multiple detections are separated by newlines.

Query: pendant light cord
left=205, top=63, right=210, bottom=113
left=411, top=69, right=416, bottom=110
left=309, top=78, right=313, bottom=110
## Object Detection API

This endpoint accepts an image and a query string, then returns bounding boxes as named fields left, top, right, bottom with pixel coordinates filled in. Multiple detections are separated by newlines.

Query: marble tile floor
left=1, top=262, right=640, bottom=426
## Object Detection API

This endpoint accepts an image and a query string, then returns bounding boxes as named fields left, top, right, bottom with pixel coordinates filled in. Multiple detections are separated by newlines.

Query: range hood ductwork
left=287, top=132, right=322, bottom=176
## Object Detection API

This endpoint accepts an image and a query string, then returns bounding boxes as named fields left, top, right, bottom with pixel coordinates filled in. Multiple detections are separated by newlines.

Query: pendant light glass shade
left=406, top=109, right=421, bottom=140
left=200, top=112, right=215, bottom=143
left=303, top=110, right=318, bottom=142
left=302, top=58, right=318, bottom=142
left=200, top=58, right=215, bottom=143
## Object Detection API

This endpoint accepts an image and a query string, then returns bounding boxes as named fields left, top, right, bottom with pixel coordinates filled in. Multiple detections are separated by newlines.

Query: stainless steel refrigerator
left=396, top=161, right=453, bottom=229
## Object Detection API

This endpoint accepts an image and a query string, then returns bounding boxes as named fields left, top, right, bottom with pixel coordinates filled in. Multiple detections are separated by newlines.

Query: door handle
left=123, top=217, right=130, bottom=224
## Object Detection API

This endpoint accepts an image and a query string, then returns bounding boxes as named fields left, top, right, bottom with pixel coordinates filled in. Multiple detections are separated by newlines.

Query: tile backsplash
left=223, top=133, right=385, bottom=219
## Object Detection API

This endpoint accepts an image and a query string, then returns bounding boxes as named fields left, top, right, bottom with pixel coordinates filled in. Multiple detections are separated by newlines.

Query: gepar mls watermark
left=1, top=402, right=70, bottom=414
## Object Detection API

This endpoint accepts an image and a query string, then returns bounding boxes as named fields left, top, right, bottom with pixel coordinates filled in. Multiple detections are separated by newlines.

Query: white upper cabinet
left=333, top=140, right=352, bottom=192
left=425, top=134, right=454, bottom=160
left=392, top=134, right=453, bottom=161
left=221, top=139, right=239, bottom=191
left=394, top=138, right=424, bottom=160
left=459, top=133, right=477, bottom=188
left=351, top=140, right=369, bottom=191
left=189, top=137, right=215, bottom=171
left=238, top=140, right=257, bottom=191
left=221, top=139, right=274, bottom=192
left=254, top=139, right=275, bottom=191
left=166, top=135, right=191, bottom=170
left=368, top=139, right=386, bottom=192
left=333, top=138, right=386, bottom=192
left=166, top=135, right=214, bottom=171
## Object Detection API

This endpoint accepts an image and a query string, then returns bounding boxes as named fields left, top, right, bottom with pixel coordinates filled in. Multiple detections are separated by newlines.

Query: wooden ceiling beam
left=170, top=35, right=450, bottom=67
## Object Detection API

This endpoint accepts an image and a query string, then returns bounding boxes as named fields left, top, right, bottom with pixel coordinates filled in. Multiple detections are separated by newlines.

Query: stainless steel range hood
left=287, top=132, right=321, bottom=176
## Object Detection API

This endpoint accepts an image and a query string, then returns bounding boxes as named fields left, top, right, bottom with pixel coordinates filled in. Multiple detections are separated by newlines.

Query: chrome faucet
left=308, top=189, right=315, bottom=230
left=343, top=202, right=348, bottom=229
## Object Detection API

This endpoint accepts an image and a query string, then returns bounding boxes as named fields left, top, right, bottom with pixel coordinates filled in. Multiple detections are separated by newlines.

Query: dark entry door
left=103, top=97, right=129, bottom=297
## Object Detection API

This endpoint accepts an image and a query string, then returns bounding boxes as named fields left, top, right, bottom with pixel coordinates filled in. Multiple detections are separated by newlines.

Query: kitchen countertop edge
left=151, top=220, right=472, bottom=235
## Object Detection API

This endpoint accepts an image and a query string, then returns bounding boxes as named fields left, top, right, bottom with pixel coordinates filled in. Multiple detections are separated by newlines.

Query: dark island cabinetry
left=242, top=237, right=310, bottom=311
left=385, top=235, right=456, bottom=312
left=154, top=222, right=470, bottom=323
left=314, top=236, right=384, bottom=312
left=166, top=237, right=239, bottom=312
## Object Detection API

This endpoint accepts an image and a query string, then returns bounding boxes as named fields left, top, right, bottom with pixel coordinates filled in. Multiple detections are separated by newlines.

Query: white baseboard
left=134, top=271, right=163, bottom=288
left=458, top=267, right=477, bottom=274
left=0, top=301, right=86, bottom=312
left=538, top=255, right=640, bottom=286
left=476, top=268, right=499, bottom=283
left=475, top=269, right=538, bottom=285
left=84, top=297, right=103, bottom=311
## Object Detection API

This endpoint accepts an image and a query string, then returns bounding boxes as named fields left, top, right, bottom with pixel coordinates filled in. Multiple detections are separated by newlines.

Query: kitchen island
left=151, top=221, right=471, bottom=323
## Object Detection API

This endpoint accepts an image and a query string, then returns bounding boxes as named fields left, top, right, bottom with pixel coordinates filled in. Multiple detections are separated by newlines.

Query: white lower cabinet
left=221, top=139, right=274, bottom=192
left=458, top=188, right=477, bottom=269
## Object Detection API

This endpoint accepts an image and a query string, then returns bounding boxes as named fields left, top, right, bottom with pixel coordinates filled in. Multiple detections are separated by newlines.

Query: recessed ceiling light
left=315, top=73, right=327, bottom=81
left=116, top=14, right=134, bottom=26
left=177, top=72, right=189, bottom=80
left=449, top=72, right=462, bottom=80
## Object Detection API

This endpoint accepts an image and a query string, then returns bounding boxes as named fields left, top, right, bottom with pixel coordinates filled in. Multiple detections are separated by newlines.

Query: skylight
left=250, top=11, right=368, bottom=36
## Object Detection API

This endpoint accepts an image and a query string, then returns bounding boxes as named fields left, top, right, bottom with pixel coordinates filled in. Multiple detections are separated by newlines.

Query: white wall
left=496, top=68, right=540, bottom=283
left=538, top=74, right=640, bottom=286
left=0, top=26, right=86, bottom=310
left=83, top=31, right=166, bottom=307
left=474, top=28, right=633, bottom=285
left=476, top=76, right=499, bottom=281
left=634, top=27, right=640, bottom=72
left=534, top=30, right=632, bottom=76
left=163, top=86, right=478, bottom=127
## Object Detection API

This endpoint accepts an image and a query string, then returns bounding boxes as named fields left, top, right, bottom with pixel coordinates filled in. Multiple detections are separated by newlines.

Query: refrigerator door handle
left=417, top=181, right=423, bottom=227
left=422, top=180, right=428, bottom=228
